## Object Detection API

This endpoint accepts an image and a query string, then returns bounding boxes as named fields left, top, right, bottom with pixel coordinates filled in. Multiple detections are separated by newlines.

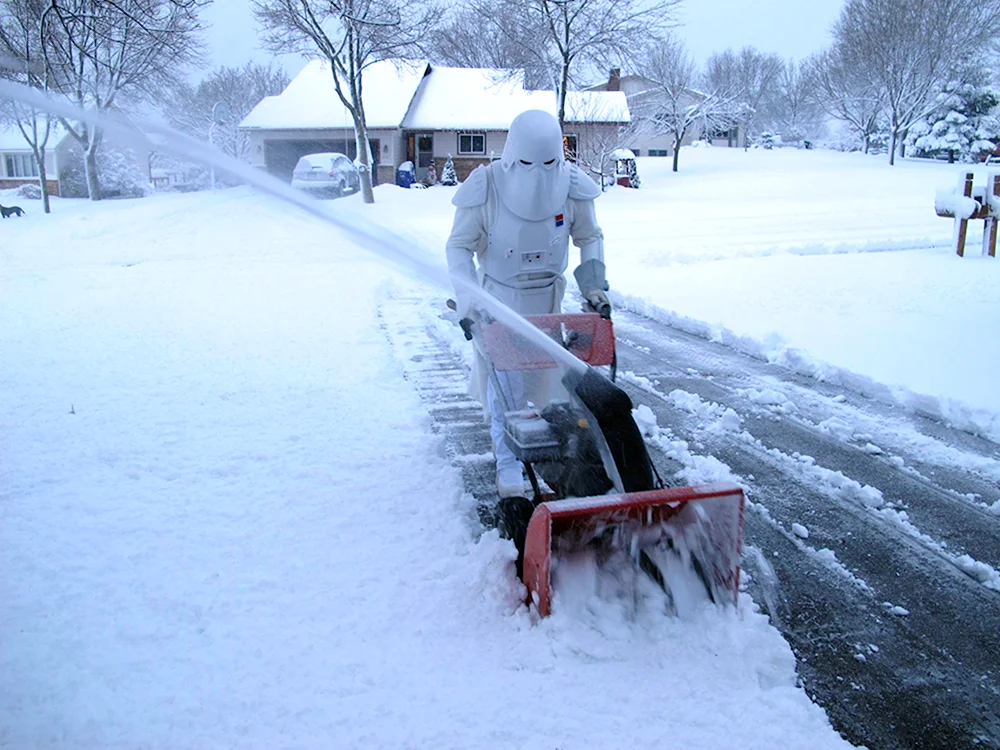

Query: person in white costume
left=445, top=109, right=609, bottom=499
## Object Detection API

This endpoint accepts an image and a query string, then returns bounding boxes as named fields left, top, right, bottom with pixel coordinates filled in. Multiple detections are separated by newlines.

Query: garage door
left=264, top=139, right=354, bottom=182
left=264, top=139, right=381, bottom=183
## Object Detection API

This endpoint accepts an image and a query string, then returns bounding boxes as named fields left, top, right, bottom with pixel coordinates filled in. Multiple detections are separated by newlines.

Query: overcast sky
left=199, top=0, right=845, bottom=79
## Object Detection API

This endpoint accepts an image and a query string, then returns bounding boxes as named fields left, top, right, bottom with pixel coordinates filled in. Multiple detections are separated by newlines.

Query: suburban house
left=0, top=118, right=159, bottom=197
left=0, top=120, right=68, bottom=195
left=589, top=69, right=745, bottom=156
left=239, top=59, right=630, bottom=184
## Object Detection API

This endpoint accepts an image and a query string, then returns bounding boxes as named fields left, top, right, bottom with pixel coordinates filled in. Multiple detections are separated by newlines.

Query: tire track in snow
left=615, top=322, right=1000, bottom=586
left=614, top=309, right=1000, bottom=750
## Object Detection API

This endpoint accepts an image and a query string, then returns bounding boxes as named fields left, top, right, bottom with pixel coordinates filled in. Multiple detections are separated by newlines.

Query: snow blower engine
left=468, top=309, right=745, bottom=617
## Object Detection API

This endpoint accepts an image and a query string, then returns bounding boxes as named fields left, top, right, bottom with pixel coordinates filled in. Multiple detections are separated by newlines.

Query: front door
left=367, top=138, right=380, bottom=186
left=415, top=134, right=433, bottom=181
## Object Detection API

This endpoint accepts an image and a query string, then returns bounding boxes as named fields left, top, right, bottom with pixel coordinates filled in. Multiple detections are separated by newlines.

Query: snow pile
left=818, top=416, right=856, bottom=441
left=665, top=387, right=743, bottom=433
left=952, top=554, right=1000, bottom=590
left=749, top=388, right=791, bottom=407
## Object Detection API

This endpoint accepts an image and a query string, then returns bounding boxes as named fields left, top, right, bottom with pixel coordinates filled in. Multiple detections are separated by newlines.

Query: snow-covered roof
left=240, top=59, right=428, bottom=130
left=242, top=60, right=629, bottom=132
left=401, top=67, right=532, bottom=130
left=0, top=119, right=68, bottom=150
left=403, top=65, right=629, bottom=128
left=559, top=90, right=630, bottom=124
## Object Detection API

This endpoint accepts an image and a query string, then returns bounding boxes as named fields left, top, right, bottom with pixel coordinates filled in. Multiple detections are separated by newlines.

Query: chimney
left=607, top=68, right=621, bottom=92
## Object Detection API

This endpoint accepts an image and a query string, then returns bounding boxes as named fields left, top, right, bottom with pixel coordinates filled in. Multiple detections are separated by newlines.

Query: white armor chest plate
left=484, top=193, right=571, bottom=288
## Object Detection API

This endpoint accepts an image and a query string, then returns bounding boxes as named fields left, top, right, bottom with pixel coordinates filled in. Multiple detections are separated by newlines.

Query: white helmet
left=494, top=109, right=571, bottom=221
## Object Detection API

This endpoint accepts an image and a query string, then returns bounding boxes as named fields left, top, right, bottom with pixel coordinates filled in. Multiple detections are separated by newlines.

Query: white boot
left=488, top=370, right=527, bottom=498
left=496, top=459, right=525, bottom=498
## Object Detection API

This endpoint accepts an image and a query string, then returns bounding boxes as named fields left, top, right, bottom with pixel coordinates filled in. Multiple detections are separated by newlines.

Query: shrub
left=59, top=146, right=152, bottom=199
left=16, top=183, right=42, bottom=200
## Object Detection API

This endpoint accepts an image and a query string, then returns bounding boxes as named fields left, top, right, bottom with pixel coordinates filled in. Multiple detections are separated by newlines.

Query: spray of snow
left=0, top=78, right=586, bottom=379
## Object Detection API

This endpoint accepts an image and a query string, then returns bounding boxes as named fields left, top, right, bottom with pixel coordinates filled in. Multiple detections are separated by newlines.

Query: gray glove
left=583, top=289, right=611, bottom=318
left=574, top=259, right=611, bottom=319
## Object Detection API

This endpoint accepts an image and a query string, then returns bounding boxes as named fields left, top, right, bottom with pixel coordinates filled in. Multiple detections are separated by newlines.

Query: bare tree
left=704, top=46, right=784, bottom=146
left=805, top=49, right=884, bottom=153
left=0, top=0, right=56, bottom=212
left=38, top=0, right=204, bottom=199
left=633, top=36, right=737, bottom=171
left=470, top=0, right=680, bottom=128
left=833, top=0, right=1000, bottom=164
left=166, top=62, right=289, bottom=164
left=427, top=0, right=547, bottom=87
left=768, top=58, right=824, bottom=143
left=254, top=0, right=443, bottom=204
left=566, top=94, right=639, bottom=188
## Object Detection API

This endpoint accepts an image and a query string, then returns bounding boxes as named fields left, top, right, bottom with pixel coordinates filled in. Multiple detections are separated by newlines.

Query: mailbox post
left=935, top=171, right=999, bottom=258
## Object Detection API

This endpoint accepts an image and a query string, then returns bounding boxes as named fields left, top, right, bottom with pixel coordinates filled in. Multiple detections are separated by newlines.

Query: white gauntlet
left=574, top=259, right=611, bottom=318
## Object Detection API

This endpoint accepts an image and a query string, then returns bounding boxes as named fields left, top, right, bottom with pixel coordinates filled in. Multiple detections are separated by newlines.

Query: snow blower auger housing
left=523, top=484, right=746, bottom=617
left=478, top=313, right=746, bottom=618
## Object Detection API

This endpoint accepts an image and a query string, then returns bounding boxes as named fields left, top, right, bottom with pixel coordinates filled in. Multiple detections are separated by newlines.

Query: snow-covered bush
left=60, top=146, right=152, bottom=199
left=759, top=131, right=776, bottom=150
left=910, top=73, right=1000, bottom=163
left=820, top=119, right=890, bottom=154
left=440, top=154, right=458, bottom=186
left=16, top=183, right=42, bottom=200
left=780, top=127, right=805, bottom=147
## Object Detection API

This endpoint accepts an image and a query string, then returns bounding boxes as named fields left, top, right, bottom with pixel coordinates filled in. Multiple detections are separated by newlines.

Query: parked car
left=291, top=152, right=360, bottom=197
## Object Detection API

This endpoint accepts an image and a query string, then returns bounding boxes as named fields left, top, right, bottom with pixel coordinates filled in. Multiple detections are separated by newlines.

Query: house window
left=563, top=134, right=578, bottom=162
left=458, top=133, right=486, bottom=155
left=5, top=153, right=38, bottom=178
left=648, top=149, right=669, bottom=157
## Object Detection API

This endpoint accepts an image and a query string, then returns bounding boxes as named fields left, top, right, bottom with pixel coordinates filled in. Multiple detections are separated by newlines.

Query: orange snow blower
left=473, top=311, right=745, bottom=617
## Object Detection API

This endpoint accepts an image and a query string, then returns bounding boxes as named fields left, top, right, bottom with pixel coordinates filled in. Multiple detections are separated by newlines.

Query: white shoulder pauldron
left=451, top=165, right=489, bottom=207
left=567, top=164, right=601, bottom=200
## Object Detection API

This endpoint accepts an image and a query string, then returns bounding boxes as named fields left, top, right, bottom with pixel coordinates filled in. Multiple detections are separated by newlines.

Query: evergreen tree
left=441, top=154, right=458, bottom=186
left=911, top=71, right=1000, bottom=162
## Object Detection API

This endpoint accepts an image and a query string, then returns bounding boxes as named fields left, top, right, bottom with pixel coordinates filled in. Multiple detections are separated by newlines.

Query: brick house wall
left=450, top=157, right=492, bottom=181
left=0, top=178, right=59, bottom=196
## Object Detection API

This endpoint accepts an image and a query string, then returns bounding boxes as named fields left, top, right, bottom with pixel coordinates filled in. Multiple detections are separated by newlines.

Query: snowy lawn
left=1, top=188, right=851, bottom=747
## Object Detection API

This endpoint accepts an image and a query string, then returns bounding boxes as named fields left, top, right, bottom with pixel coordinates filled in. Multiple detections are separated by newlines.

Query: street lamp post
left=210, top=101, right=232, bottom=191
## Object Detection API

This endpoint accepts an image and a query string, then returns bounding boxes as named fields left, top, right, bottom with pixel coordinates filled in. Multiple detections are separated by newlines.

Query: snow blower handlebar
left=445, top=298, right=476, bottom=341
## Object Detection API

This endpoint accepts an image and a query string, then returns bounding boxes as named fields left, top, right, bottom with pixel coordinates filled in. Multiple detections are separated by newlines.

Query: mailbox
left=935, top=172, right=999, bottom=257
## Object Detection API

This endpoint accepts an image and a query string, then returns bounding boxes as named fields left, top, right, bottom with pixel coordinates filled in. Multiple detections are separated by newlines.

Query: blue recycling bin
left=396, top=168, right=415, bottom=188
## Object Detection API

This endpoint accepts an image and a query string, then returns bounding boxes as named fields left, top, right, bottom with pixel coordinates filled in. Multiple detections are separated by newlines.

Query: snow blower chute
left=474, top=311, right=745, bottom=617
